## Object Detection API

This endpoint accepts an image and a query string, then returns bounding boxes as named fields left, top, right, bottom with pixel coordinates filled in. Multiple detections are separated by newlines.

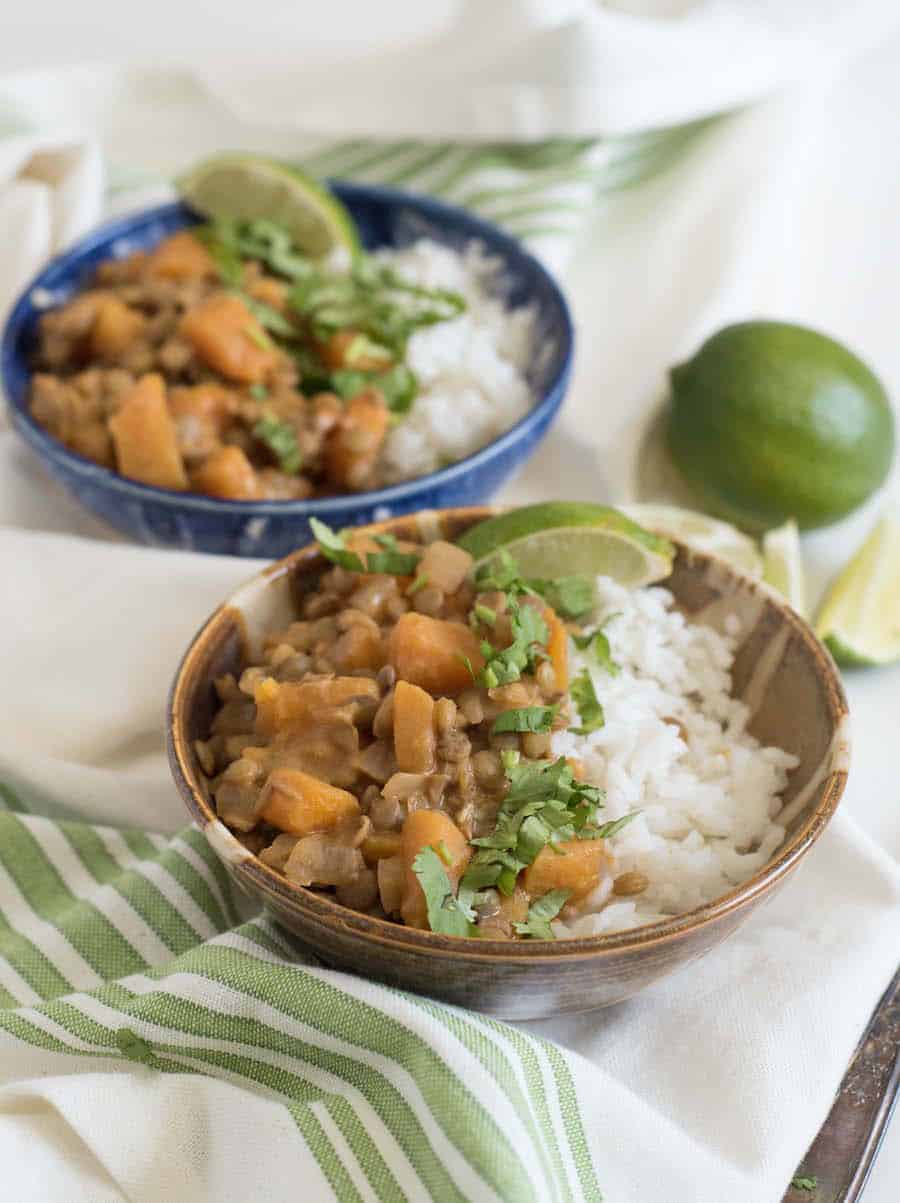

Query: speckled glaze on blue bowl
left=2, top=186, right=573, bottom=557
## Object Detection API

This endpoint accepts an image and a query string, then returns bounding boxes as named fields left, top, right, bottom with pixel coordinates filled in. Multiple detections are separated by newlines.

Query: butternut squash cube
left=522, top=839, right=612, bottom=903
left=146, top=231, right=216, bottom=281
left=108, top=374, right=187, bottom=490
left=324, top=390, right=390, bottom=490
left=259, top=768, right=360, bottom=838
left=89, top=297, right=145, bottom=359
left=181, top=294, right=276, bottom=384
left=400, top=808, right=471, bottom=929
left=387, top=612, right=484, bottom=696
left=393, top=680, right=436, bottom=773
left=190, top=445, right=258, bottom=500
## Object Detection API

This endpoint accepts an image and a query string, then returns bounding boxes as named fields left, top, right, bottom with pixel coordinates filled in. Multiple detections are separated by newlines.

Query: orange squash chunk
left=190, top=445, right=258, bottom=500
left=168, top=383, right=234, bottom=428
left=248, top=276, right=288, bottom=311
left=543, top=605, right=568, bottom=692
left=146, top=231, right=216, bottom=281
left=89, top=296, right=145, bottom=359
left=108, top=374, right=187, bottom=490
left=260, top=768, right=359, bottom=838
left=324, top=390, right=390, bottom=490
left=522, top=839, right=612, bottom=904
left=400, top=809, right=471, bottom=929
left=254, top=675, right=380, bottom=737
left=181, top=294, right=276, bottom=384
left=393, top=680, right=436, bottom=773
left=388, top=613, right=484, bottom=696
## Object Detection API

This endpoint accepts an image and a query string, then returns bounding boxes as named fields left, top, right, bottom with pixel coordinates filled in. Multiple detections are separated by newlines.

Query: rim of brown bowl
left=167, top=505, right=850, bottom=964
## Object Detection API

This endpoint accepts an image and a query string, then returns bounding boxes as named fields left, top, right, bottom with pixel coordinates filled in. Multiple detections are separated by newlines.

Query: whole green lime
left=667, top=321, right=895, bottom=531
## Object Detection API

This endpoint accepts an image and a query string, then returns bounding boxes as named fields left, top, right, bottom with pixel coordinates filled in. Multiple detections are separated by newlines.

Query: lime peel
left=814, top=513, right=900, bottom=667
left=178, top=154, right=360, bottom=259
left=457, top=503, right=674, bottom=590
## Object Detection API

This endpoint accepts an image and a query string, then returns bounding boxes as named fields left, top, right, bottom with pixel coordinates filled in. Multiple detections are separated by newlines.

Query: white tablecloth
left=3, top=4, right=900, bottom=1198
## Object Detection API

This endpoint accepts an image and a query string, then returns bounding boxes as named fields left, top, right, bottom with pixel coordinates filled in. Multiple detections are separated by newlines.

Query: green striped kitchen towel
left=106, top=121, right=716, bottom=272
left=0, top=794, right=600, bottom=1202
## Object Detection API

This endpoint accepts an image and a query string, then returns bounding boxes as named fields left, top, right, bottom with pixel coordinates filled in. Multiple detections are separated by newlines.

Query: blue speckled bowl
left=2, top=186, right=573, bottom=557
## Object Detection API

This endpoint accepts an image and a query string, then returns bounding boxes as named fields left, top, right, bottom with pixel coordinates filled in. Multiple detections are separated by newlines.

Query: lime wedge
left=814, top=514, right=900, bottom=666
left=178, top=154, right=360, bottom=259
left=457, top=502, right=674, bottom=588
left=623, top=503, right=763, bottom=578
left=763, top=519, right=806, bottom=616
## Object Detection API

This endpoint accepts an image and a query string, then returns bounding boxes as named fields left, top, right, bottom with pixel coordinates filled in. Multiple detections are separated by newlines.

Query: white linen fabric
left=2, top=5, right=900, bottom=1199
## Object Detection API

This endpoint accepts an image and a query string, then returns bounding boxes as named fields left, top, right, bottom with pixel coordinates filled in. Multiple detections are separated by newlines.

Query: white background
left=4, top=2, right=899, bottom=1199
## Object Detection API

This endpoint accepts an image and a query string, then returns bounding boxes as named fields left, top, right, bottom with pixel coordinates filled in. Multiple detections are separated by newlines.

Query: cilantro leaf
left=529, top=575, right=595, bottom=619
left=236, top=290, right=296, bottom=337
left=309, top=521, right=422, bottom=575
left=249, top=383, right=268, bottom=400
left=593, top=812, right=639, bottom=839
left=572, top=628, right=620, bottom=676
left=364, top=533, right=421, bottom=575
left=309, top=518, right=365, bottom=572
left=513, top=889, right=571, bottom=939
left=253, top=415, right=302, bottom=475
left=791, top=1177, right=817, bottom=1193
left=569, top=668, right=605, bottom=734
left=460, top=757, right=606, bottom=905
left=491, top=705, right=558, bottom=735
left=411, top=846, right=475, bottom=937
left=477, top=598, right=549, bottom=688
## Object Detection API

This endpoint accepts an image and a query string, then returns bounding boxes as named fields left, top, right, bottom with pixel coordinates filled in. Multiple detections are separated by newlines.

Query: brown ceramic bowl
left=167, top=506, right=849, bottom=1020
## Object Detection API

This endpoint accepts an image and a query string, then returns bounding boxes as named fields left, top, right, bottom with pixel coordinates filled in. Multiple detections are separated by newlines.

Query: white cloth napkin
left=3, top=5, right=900, bottom=1198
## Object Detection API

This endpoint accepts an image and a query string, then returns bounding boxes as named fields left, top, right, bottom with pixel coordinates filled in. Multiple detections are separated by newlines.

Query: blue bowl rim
left=1, top=185, right=574, bottom=519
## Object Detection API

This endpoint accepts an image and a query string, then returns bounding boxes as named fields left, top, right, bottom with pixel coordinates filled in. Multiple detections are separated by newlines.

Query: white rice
left=552, top=577, right=800, bottom=937
left=373, top=239, right=537, bottom=482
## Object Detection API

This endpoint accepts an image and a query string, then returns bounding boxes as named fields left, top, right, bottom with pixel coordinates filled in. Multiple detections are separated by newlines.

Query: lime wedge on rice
left=814, top=513, right=900, bottom=666
left=762, top=519, right=806, bottom=616
left=623, top=503, right=763, bottom=578
left=457, top=502, right=674, bottom=588
left=178, top=154, right=360, bottom=259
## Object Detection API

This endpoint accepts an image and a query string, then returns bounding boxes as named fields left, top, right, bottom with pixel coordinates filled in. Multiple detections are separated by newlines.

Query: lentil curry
left=199, top=524, right=639, bottom=939
left=28, top=219, right=464, bottom=501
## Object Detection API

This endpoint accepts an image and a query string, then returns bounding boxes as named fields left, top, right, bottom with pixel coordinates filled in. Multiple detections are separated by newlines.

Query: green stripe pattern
left=0, top=794, right=601, bottom=1202
left=288, top=122, right=716, bottom=258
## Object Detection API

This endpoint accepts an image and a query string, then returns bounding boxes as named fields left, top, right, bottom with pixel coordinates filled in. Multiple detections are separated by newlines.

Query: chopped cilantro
left=364, top=533, right=421, bottom=576
left=253, top=415, right=302, bottom=475
left=473, top=604, right=497, bottom=627
left=249, top=383, right=268, bottom=401
left=594, top=812, right=639, bottom=839
left=411, top=846, right=475, bottom=937
left=331, top=369, right=369, bottom=401
left=236, top=291, right=295, bottom=337
left=332, top=364, right=418, bottom=414
left=244, top=323, right=274, bottom=351
left=309, top=518, right=365, bottom=572
left=477, top=599, right=548, bottom=689
left=491, top=705, right=558, bottom=736
left=513, top=889, right=571, bottom=939
left=529, top=575, right=595, bottom=619
left=791, top=1177, right=818, bottom=1193
left=407, top=573, right=429, bottom=596
left=569, top=668, right=605, bottom=734
left=474, top=549, right=532, bottom=595
left=458, top=757, right=607, bottom=905
left=572, top=628, right=619, bottom=676
left=310, top=520, right=422, bottom=575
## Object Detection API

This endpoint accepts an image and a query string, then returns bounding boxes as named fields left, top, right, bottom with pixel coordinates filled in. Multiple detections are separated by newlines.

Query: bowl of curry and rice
left=168, top=504, right=848, bottom=1019
left=1, top=185, right=572, bottom=556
